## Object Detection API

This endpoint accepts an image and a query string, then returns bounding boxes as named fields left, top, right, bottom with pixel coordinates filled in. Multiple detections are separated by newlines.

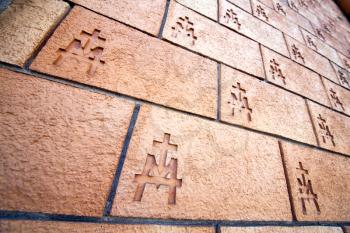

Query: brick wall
left=0, top=0, right=350, bottom=232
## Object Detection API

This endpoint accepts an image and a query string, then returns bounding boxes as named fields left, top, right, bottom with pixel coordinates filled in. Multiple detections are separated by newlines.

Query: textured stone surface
left=176, top=0, right=217, bottom=20
left=322, top=78, right=350, bottom=116
left=219, top=0, right=289, bottom=57
left=307, top=100, right=350, bottom=155
left=331, top=62, right=350, bottom=90
left=0, top=68, right=134, bottom=216
left=70, top=0, right=166, bottom=35
left=300, top=28, right=342, bottom=68
left=226, top=0, right=252, bottom=13
left=31, top=7, right=217, bottom=118
left=163, top=1, right=264, bottom=78
left=112, top=104, right=292, bottom=221
left=221, top=226, right=343, bottom=233
left=338, top=52, right=350, bottom=73
left=0, top=220, right=213, bottom=233
left=251, top=0, right=304, bottom=43
left=0, top=0, right=69, bottom=66
left=220, top=65, right=316, bottom=145
left=261, top=46, right=330, bottom=107
left=280, top=141, right=350, bottom=221
left=257, top=0, right=274, bottom=9
left=284, top=35, right=337, bottom=83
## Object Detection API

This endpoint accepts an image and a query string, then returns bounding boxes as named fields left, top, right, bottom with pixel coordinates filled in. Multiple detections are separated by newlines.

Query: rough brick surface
left=0, top=68, right=134, bottom=216
left=70, top=0, right=166, bottom=35
left=284, top=35, right=337, bottom=83
left=31, top=7, right=217, bottom=118
left=112, top=105, right=292, bottom=221
left=219, top=0, right=289, bottom=57
left=0, top=220, right=214, bottom=233
left=176, top=0, right=217, bottom=20
left=261, top=46, right=331, bottom=107
left=331, top=62, right=350, bottom=90
left=220, top=65, right=316, bottom=145
left=280, top=141, right=350, bottom=221
left=163, top=1, right=264, bottom=78
left=307, top=100, right=350, bottom=156
left=0, top=0, right=69, bottom=66
left=227, top=0, right=252, bottom=13
left=251, top=0, right=304, bottom=43
left=221, top=226, right=343, bottom=233
left=322, top=78, right=350, bottom=115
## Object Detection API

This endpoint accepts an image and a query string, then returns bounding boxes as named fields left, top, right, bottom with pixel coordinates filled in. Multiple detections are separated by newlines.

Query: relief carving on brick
left=329, top=88, right=345, bottom=112
left=338, top=70, right=350, bottom=88
left=133, top=133, right=182, bottom=205
left=275, top=2, right=286, bottom=15
left=343, top=58, right=350, bottom=70
left=296, top=162, right=321, bottom=215
left=316, top=28, right=326, bottom=42
left=306, top=35, right=317, bottom=51
left=317, top=114, right=335, bottom=146
left=289, top=0, right=299, bottom=11
left=223, top=9, right=241, bottom=30
left=256, top=5, right=269, bottom=22
left=171, top=16, right=198, bottom=45
left=269, top=58, right=286, bottom=85
left=227, top=82, right=253, bottom=121
left=53, top=29, right=106, bottom=76
left=291, top=44, right=305, bottom=64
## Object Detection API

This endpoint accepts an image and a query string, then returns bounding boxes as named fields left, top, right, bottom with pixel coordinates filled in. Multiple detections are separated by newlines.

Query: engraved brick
left=220, top=65, right=316, bottom=145
left=176, top=0, right=217, bottom=20
left=300, top=28, right=343, bottom=69
left=0, top=220, right=213, bottom=233
left=280, top=141, right=350, bottom=221
left=257, top=0, right=274, bottom=9
left=31, top=7, right=217, bottom=118
left=219, top=0, right=289, bottom=57
left=261, top=46, right=331, bottom=107
left=70, top=0, right=166, bottom=35
left=331, top=62, right=350, bottom=90
left=112, top=104, right=292, bottom=221
left=284, top=35, right=337, bottom=82
left=226, top=0, right=252, bottom=13
left=251, top=0, right=304, bottom=43
left=162, top=1, right=264, bottom=78
left=338, top=52, right=350, bottom=73
left=307, top=100, right=350, bottom=155
left=0, top=0, right=69, bottom=66
left=221, top=226, right=343, bottom=233
left=322, top=78, right=350, bottom=115
left=0, top=68, right=134, bottom=216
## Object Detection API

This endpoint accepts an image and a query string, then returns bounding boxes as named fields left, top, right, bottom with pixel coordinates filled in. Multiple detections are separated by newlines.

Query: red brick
left=284, top=35, right=338, bottom=82
left=251, top=0, right=304, bottom=43
left=219, top=0, right=289, bottom=57
left=220, top=65, right=317, bottom=145
left=221, top=226, right=343, bottom=233
left=0, top=68, right=134, bottom=216
left=300, top=28, right=343, bottom=69
left=331, top=62, right=350, bottom=90
left=112, top=104, right=292, bottom=221
left=162, top=1, right=264, bottom=78
left=176, top=0, right=217, bottom=20
left=0, top=220, right=213, bottom=233
left=322, top=78, right=350, bottom=116
left=307, top=100, right=350, bottom=155
left=261, top=46, right=331, bottom=107
left=70, top=0, right=166, bottom=35
left=0, top=0, right=69, bottom=67
left=31, top=7, right=217, bottom=118
left=280, top=141, right=350, bottom=221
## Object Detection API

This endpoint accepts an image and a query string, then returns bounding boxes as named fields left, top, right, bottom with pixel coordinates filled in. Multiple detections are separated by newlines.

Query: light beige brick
left=0, top=220, right=214, bottom=233
left=112, top=104, right=292, bottom=221
left=220, top=65, right=317, bottom=145
left=227, top=0, right=252, bottom=12
left=163, top=0, right=264, bottom=78
left=261, top=46, right=331, bottom=107
left=70, top=0, right=166, bottom=35
left=322, top=78, right=350, bottom=115
left=221, top=226, right=343, bottom=233
left=0, top=68, right=134, bottom=216
left=219, top=0, right=289, bottom=57
left=331, top=62, right=350, bottom=90
left=307, top=100, right=350, bottom=155
left=176, top=0, right=217, bottom=20
left=0, top=0, right=69, bottom=66
left=31, top=7, right=217, bottom=118
left=280, top=141, right=350, bottom=221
